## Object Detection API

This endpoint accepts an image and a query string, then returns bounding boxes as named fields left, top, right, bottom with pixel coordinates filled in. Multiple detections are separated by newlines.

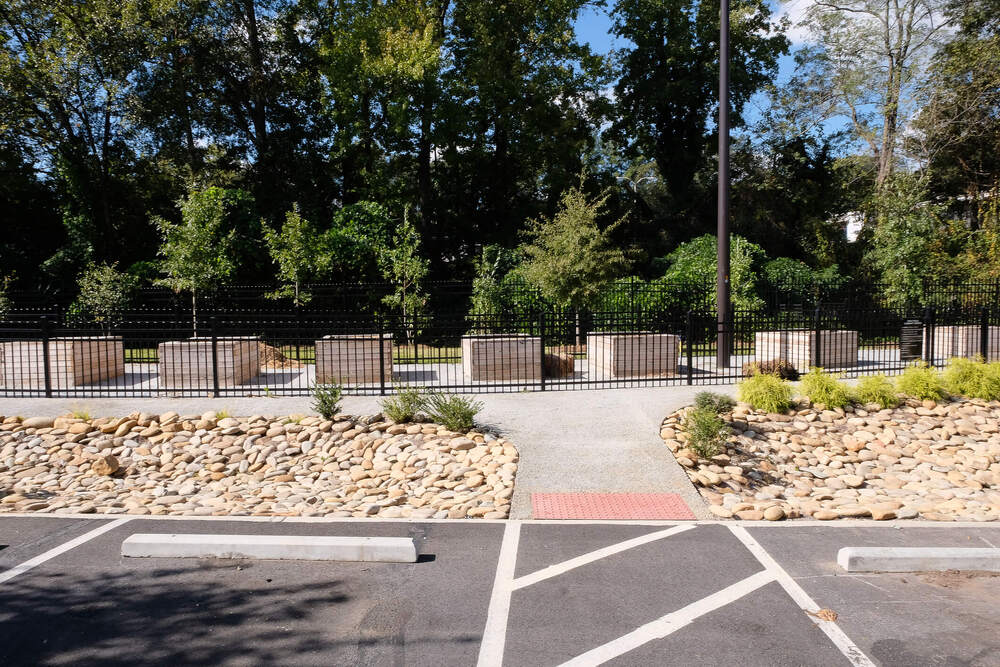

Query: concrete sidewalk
left=0, top=385, right=724, bottom=519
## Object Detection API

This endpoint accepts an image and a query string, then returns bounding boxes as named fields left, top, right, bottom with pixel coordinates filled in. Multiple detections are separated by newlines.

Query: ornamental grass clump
left=942, top=357, right=1000, bottom=401
left=423, top=392, right=483, bottom=432
left=896, top=364, right=946, bottom=401
left=683, top=406, right=728, bottom=459
left=798, top=368, right=853, bottom=409
left=854, top=374, right=899, bottom=409
left=380, top=386, right=426, bottom=422
left=738, top=374, right=793, bottom=413
left=693, top=391, right=736, bottom=414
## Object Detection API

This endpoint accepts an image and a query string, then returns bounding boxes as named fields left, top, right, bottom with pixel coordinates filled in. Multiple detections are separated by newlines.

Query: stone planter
left=930, top=325, right=1000, bottom=362
left=754, top=329, right=859, bottom=370
left=0, top=336, right=124, bottom=389
left=315, top=334, right=393, bottom=385
left=586, top=332, right=680, bottom=379
left=461, top=334, right=541, bottom=382
left=157, top=337, right=260, bottom=389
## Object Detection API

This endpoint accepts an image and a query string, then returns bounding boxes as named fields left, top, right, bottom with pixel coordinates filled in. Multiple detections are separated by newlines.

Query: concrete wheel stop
left=122, top=534, right=419, bottom=563
left=838, top=547, right=1000, bottom=573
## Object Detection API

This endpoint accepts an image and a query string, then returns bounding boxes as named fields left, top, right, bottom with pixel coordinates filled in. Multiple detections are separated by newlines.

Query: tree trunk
left=191, top=290, right=198, bottom=337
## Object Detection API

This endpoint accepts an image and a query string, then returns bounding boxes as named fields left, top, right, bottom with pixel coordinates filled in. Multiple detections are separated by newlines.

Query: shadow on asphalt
left=0, top=563, right=348, bottom=665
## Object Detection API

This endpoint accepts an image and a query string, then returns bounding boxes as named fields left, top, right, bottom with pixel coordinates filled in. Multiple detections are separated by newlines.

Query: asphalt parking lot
left=1, top=516, right=998, bottom=666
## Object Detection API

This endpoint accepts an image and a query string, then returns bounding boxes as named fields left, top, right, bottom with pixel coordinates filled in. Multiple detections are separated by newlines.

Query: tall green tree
left=608, top=0, right=788, bottom=235
left=154, top=187, right=238, bottom=332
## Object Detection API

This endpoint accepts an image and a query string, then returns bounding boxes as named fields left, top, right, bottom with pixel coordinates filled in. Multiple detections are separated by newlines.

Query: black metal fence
left=0, top=302, right=997, bottom=398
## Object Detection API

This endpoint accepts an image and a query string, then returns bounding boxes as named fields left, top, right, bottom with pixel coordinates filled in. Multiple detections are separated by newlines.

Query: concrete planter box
left=586, top=333, right=680, bottom=379
left=930, top=325, right=1000, bottom=361
left=461, top=334, right=541, bottom=382
left=0, top=336, right=124, bottom=389
left=315, top=334, right=393, bottom=385
left=157, top=337, right=260, bottom=389
left=754, top=329, right=859, bottom=370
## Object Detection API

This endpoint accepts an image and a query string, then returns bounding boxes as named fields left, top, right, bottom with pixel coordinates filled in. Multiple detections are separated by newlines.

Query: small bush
left=684, top=406, right=728, bottom=459
left=381, top=386, right=425, bottom=422
left=742, top=359, right=800, bottom=381
left=310, top=382, right=343, bottom=419
left=70, top=409, right=91, bottom=421
left=423, top=392, right=483, bottom=432
left=854, top=374, right=899, bottom=409
left=693, top=391, right=736, bottom=414
left=738, top=374, right=793, bottom=413
left=798, top=368, right=853, bottom=408
left=942, top=357, right=1000, bottom=401
left=216, top=409, right=231, bottom=419
left=896, top=364, right=946, bottom=401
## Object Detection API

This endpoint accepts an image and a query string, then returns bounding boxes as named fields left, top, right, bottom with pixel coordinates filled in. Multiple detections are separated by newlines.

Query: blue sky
left=573, top=2, right=805, bottom=127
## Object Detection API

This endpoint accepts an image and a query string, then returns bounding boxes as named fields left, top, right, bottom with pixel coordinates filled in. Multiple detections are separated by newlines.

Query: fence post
left=40, top=315, right=53, bottom=398
left=377, top=316, right=387, bottom=396
left=812, top=304, right=822, bottom=369
left=980, top=305, right=989, bottom=361
left=685, top=311, right=694, bottom=386
left=539, top=310, right=546, bottom=391
left=923, top=306, right=935, bottom=367
left=209, top=316, right=220, bottom=397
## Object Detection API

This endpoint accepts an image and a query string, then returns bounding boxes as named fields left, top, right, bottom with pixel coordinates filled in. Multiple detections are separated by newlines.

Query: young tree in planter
left=264, top=204, right=327, bottom=306
left=518, top=182, right=628, bottom=310
left=375, top=209, right=429, bottom=341
left=0, top=275, right=12, bottom=322
left=154, top=187, right=237, bottom=335
left=71, top=263, right=139, bottom=334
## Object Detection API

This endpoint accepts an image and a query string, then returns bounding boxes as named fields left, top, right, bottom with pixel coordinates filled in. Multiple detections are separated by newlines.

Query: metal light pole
left=716, top=0, right=731, bottom=369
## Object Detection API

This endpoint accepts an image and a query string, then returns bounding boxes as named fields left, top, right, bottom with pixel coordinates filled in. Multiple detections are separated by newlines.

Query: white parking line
left=0, top=517, right=131, bottom=585
left=729, top=526, right=876, bottom=667
left=476, top=520, right=521, bottom=667
left=512, top=524, right=695, bottom=590
left=557, top=570, right=775, bottom=666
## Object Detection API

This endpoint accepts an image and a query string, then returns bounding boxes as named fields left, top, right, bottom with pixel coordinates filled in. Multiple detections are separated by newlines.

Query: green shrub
left=742, top=359, right=800, bottom=381
left=854, top=374, right=899, bottom=409
left=684, top=406, right=728, bottom=459
left=310, top=382, right=343, bottom=420
left=896, top=364, right=946, bottom=401
left=381, top=386, right=425, bottom=422
left=423, top=392, right=483, bottom=432
left=693, top=391, right=736, bottom=414
left=798, top=368, right=853, bottom=408
left=942, top=357, right=1000, bottom=401
left=738, top=374, right=793, bottom=413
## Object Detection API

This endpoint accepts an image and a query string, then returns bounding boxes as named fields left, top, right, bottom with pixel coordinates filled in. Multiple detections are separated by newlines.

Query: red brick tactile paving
left=531, top=493, right=697, bottom=520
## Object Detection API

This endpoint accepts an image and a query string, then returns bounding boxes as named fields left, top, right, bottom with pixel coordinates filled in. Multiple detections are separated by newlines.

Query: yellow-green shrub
left=738, top=374, right=793, bottom=413
left=798, top=368, right=853, bottom=408
left=854, top=374, right=899, bottom=409
left=942, top=357, right=1000, bottom=401
left=896, top=364, right=946, bottom=401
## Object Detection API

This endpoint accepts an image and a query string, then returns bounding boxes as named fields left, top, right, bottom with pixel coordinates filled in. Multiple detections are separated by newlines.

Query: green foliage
left=896, top=364, right=946, bottom=401
left=693, top=392, right=736, bottom=414
left=865, top=175, right=961, bottom=307
left=376, top=208, right=429, bottom=326
left=470, top=245, right=525, bottom=316
left=942, top=357, right=1000, bottom=400
left=742, top=359, right=800, bottom=381
left=310, top=383, right=343, bottom=420
left=422, top=392, right=483, bottom=433
left=70, top=409, right=91, bottom=421
left=71, top=262, right=138, bottom=333
left=683, top=406, right=729, bottom=459
left=327, top=202, right=396, bottom=278
left=264, top=204, right=327, bottom=306
left=0, top=275, right=12, bottom=321
left=518, top=181, right=628, bottom=310
left=798, top=368, right=853, bottom=408
left=658, top=235, right=766, bottom=310
left=854, top=374, right=900, bottom=408
left=154, top=187, right=237, bottom=330
left=380, top=386, right=426, bottom=423
left=738, top=374, right=793, bottom=413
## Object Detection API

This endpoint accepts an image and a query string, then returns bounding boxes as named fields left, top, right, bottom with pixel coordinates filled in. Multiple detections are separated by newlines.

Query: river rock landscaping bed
left=661, top=398, right=1000, bottom=521
left=0, top=413, right=517, bottom=518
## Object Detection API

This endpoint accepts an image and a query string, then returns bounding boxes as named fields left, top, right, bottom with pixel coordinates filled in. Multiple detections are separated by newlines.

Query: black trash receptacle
left=900, top=319, right=923, bottom=361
